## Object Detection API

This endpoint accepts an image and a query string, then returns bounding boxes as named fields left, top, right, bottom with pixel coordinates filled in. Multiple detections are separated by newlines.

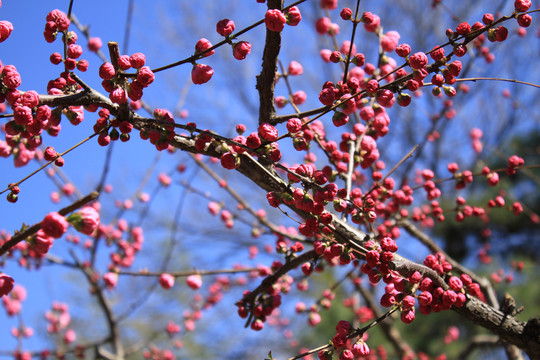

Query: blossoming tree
left=0, top=0, right=539, bottom=359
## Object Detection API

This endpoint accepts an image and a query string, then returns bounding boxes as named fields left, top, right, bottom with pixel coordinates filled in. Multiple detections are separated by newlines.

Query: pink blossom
left=0, top=20, right=13, bottom=43
left=0, top=140, right=11, bottom=157
left=137, top=66, right=155, bottom=87
left=87, top=37, right=102, bottom=52
left=129, top=52, right=146, bottom=69
left=352, top=340, right=370, bottom=356
left=191, top=64, right=214, bottom=85
left=376, top=89, right=395, bottom=108
left=308, top=311, right=321, bottom=326
left=109, top=87, right=127, bottom=104
left=216, top=19, right=235, bottom=36
left=315, top=17, right=331, bottom=34
left=158, top=173, right=171, bottom=186
left=67, top=44, right=83, bottom=59
left=14, top=143, right=35, bottom=167
left=32, top=229, right=54, bottom=254
left=70, top=206, right=100, bottom=235
left=220, top=152, right=238, bottom=169
left=186, top=274, right=202, bottom=290
left=103, top=273, right=118, bottom=289
left=285, top=6, right=302, bottom=26
left=381, top=31, right=400, bottom=52
left=21, top=91, right=40, bottom=108
left=3, top=69, right=21, bottom=89
left=64, top=329, right=76, bottom=344
left=195, top=38, right=215, bottom=57
left=265, top=9, right=286, bottom=32
left=363, top=12, right=380, bottom=32
left=233, top=41, right=251, bottom=60
left=409, top=52, right=428, bottom=70
left=0, top=274, right=14, bottom=297
left=287, top=118, right=303, bottom=133
left=288, top=61, right=303, bottom=76
left=340, top=40, right=356, bottom=56
left=515, top=0, right=532, bottom=12
left=14, top=106, right=33, bottom=126
left=41, top=212, right=68, bottom=239
left=166, top=321, right=181, bottom=336
left=292, top=91, right=306, bottom=105
left=99, top=62, right=116, bottom=80
left=159, top=273, right=175, bottom=289
left=258, top=123, right=278, bottom=142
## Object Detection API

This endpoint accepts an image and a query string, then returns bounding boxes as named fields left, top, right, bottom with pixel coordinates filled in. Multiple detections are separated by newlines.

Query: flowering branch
left=0, top=191, right=99, bottom=256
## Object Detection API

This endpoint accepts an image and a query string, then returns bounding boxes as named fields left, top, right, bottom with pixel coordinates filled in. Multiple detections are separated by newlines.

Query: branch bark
left=256, top=0, right=283, bottom=125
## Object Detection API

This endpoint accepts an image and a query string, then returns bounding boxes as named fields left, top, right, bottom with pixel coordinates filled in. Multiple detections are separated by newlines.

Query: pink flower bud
left=233, top=41, right=251, bottom=60
left=258, top=123, right=278, bottom=142
left=287, top=61, right=303, bottom=76
left=109, top=87, right=127, bottom=104
left=285, top=6, right=302, bottom=26
left=41, top=212, right=68, bottom=239
left=515, top=0, right=532, bottom=12
left=159, top=273, right=175, bottom=289
left=99, top=62, right=115, bottom=80
left=67, top=44, right=83, bottom=59
left=409, top=52, right=428, bottom=70
left=191, top=64, right=214, bottom=85
left=3, top=70, right=21, bottom=89
left=401, top=308, right=416, bottom=324
left=87, top=37, right=102, bottom=52
left=381, top=31, right=400, bottom=52
left=186, top=274, right=202, bottom=290
left=0, top=21, right=13, bottom=43
left=286, top=118, right=303, bottom=133
left=216, top=19, right=235, bottom=36
left=0, top=274, right=15, bottom=297
left=195, top=38, right=215, bottom=57
left=70, top=206, right=100, bottom=235
left=352, top=340, right=370, bottom=356
left=32, top=229, right=54, bottom=254
left=265, top=9, right=286, bottom=32
left=220, top=152, right=239, bottom=169
left=129, top=52, right=146, bottom=69
left=137, top=66, right=155, bottom=87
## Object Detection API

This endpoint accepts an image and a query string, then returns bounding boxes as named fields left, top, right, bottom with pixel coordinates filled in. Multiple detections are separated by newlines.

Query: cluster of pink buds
left=237, top=287, right=282, bottom=331
left=318, top=320, right=370, bottom=360
left=219, top=122, right=281, bottom=170
left=98, top=222, right=144, bottom=269
left=45, top=10, right=90, bottom=73
left=138, top=108, right=176, bottom=151
left=0, top=66, right=55, bottom=168
left=99, top=52, right=154, bottom=104
left=143, top=347, right=175, bottom=360
left=207, top=202, right=235, bottom=228
left=418, top=255, right=483, bottom=314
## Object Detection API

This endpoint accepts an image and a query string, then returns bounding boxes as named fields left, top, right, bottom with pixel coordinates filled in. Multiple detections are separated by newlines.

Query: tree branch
left=256, top=0, right=283, bottom=125
left=0, top=191, right=99, bottom=256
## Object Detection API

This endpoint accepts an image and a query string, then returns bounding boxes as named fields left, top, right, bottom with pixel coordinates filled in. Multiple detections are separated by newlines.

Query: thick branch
left=398, top=218, right=498, bottom=307
left=256, top=0, right=283, bottom=125
left=129, top=117, right=538, bottom=356
left=39, top=74, right=117, bottom=112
